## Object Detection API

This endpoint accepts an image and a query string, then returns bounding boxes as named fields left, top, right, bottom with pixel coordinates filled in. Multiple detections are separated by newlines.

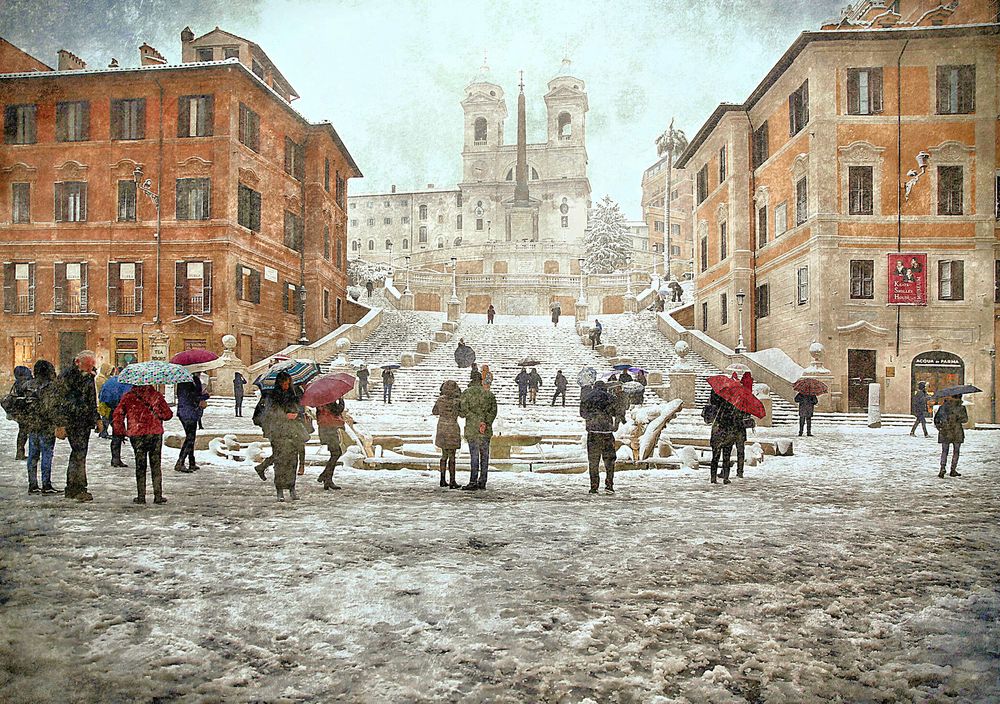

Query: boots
left=949, top=469, right=961, bottom=477
left=439, top=459, right=448, bottom=487
left=448, top=467, right=459, bottom=489
left=276, top=488, right=285, bottom=502
left=289, top=487, right=299, bottom=501
left=938, top=468, right=946, bottom=478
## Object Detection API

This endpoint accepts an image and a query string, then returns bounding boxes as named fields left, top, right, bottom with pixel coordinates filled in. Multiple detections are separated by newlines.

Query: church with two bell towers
left=347, top=58, right=592, bottom=278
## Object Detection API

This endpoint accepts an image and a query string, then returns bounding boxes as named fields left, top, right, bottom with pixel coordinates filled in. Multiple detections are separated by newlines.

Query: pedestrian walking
left=196, top=372, right=208, bottom=430
left=734, top=371, right=754, bottom=477
left=794, top=391, right=817, bottom=436
left=113, top=383, right=173, bottom=505
left=381, top=367, right=395, bottom=404
left=233, top=372, right=247, bottom=417
left=54, top=350, right=102, bottom=502
left=703, top=391, right=743, bottom=484
left=22, top=360, right=59, bottom=494
left=552, top=370, right=568, bottom=406
left=580, top=380, right=619, bottom=493
left=252, top=389, right=273, bottom=481
left=459, top=370, right=497, bottom=490
left=487, top=304, right=496, bottom=324
left=550, top=302, right=561, bottom=326
left=910, top=381, right=931, bottom=437
left=2, top=365, right=33, bottom=460
left=262, top=371, right=308, bottom=501
left=590, top=319, right=603, bottom=349
left=316, top=399, right=347, bottom=490
left=366, top=280, right=374, bottom=298
left=514, top=367, right=530, bottom=408
left=432, top=380, right=462, bottom=489
left=934, top=394, right=968, bottom=478
left=669, top=280, right=683, bottom=303
left=481, top=364, right=494, bottom=391
left=95, top=363, right=113, bottom=438
left=527, top=368, right=542, bottom=404
left=175, top=373, right=209, bottom=473
left=455, top=339, right=476, bottom=368
left=357, top=364, right=370, bottom=399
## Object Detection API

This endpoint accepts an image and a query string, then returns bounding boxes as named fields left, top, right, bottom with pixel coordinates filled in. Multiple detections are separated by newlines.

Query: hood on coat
left=14, top=365, right=32, bottom=382
left=440, top=380, right=461, bottom=396
left=32, top=360, right=56, bottom=382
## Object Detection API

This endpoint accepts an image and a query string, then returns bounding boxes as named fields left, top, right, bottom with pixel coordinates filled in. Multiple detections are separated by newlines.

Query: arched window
left=367, top=240, right=374, bottom=251
left=419, top=204, right=427, bottom=220
left=505, top=168, right=514, bottom=181
left=385, top=239, right=392, bottom=251
left=418, top=226, right=427, bottom=243
left=558, top=112, right=572, bottom=139
left=351, top=240, right=360, bottom=252
left=473, top=117, right=487, bottom=143
left=437, top=236, right=445, bottom=249
left=402, top=238, right=409, bottom=250
left=531, top=167, right=540, bottom=180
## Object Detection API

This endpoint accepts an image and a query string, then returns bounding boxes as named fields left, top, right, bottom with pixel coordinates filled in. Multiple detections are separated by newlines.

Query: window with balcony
left=2, top=262, right=35, bottom=314
left=238, top=103, right=260, bottom=152
left=12, top=182, right=30, bottom=224
left=238, top=183, right=261, bottom=232
left=235, top=264, right=261, bottom=304
left=108, top=261, right=143, bottom=314
left=847, top=68, right=883, bottom=115
left=54, top=261, right=88, bottom=313
left=178, top=95, right=213, bottom=137
left=174, top=260, right=213, bottom=315
left=176, top=178, right=211, bottom=220
left=850, top=259, right=874, bottom=299
left=54, top=181, right=87, bottom=222
left=110, top=98, right=145, bottom=140
left=56, top=101, right=89, bottom=142
left=4, top=104, right=36, bottom=144
left=118, top=180, right=137, bottom=222
left=936, top=65, right=975, bottom=114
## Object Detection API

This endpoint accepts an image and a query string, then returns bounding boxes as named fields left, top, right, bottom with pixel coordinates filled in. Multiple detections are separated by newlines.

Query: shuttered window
left=936, top=65, right=975, bottom=114
left=174, top=260, right=212, bottom=314
left=284, top=211, right=304, bottom=252
left=788, top=80, right=809, bottom=136
left=700, top=235, right=708, bottom=272
left=12, top=183, right=30, bottom=224
left=850, top=260, right=874, bottom=299
left=752, top=121, right=769, bottom=169
left=938, top=260, right=964, bottom=301
left=238, top=103, right=260, bottom=152
left=118, top=180, right=137, bottom=222
left=796, top=266, right=809, bottom=305
left=108, top=261, right=143, bottom=314
left=696, top=165, right=708, bottom=203
left=235, top=264, right=261, bottom=304
left=3, top=104, right=36, bottom=144
left=3, top=262, right=35, bottom=314
left=110, top=98, right=145, bottom=140
left=238, top=184, right=261, bottom=231
left=847, top=68, right=883, bottom=115
left=177, top=95, right=214, bottom=137
left=848, top=166, right=873, bottom=215
left=56, top=101, right=90, bottom=141
left=795, top=177, right=808, bottom=225
left=755, top=284, right=769, bottom=319
left=937, top=166, right=963, bottom=215
left=284, top=138, right=305, bottom=180
left=53, top=261, right=88, bottom=313
left=757, top=206, right=768, bottom=247
left=54, top=182, right=87, bottom=222
left=176, top=178, right=211, bottom=220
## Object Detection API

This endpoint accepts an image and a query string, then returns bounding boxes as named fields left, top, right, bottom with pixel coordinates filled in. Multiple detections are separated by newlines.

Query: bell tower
left=544, top=57, right=588, bottom=148
left=461, top=57, right=507, bottom=153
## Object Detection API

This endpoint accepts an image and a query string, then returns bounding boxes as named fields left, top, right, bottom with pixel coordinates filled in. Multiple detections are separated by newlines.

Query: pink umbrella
left=300, top=372, right=356, bottom=407
left=171, top=348, right=223, bottom=373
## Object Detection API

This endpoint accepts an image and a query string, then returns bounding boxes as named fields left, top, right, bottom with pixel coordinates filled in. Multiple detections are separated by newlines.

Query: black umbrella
left=932, top=384, right=981, bottom=399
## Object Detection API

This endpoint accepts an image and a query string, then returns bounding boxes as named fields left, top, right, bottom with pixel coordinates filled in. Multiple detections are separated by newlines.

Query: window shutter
left=251, top=189, right=261, bottom=231
left=3, top=106, right=15, bottom=143
left=935, top=66, right=949, bottom=113
left=108, top=261, right=120, bottom=313
left=134, top=262, right=143, bottom=313
left=235, top=262, right=244, bottom=300
left=801, top=80, right=809, bottom=126
left=958, top=66, right=975, bottom=113
left=201, top=179, right=211, bottom=219
left=176, top=180, right=188, bottom=220
left=202, top=261, right=212, bottom=313
left=203, top=95, right=214, bottom=136
left=136, top=99, right=146, bottom=139
left=871, top=68, right=883, bottom=113
left=847, top=70, right=859, bottom=114
left=54, top=183, right=64, bottom=222
left=177, top=96, right=190, bottom=137
left=80, top=101, right=90, bottom=140
left=788, top=91, right=796, bottom=136
left=175, top=261, right=186, bottom=314
left=27, top=262, right=35, bottom=312
left=54, top=262, right=66, bottom=312
left=2, top=263, right=13, bottom=312
left=295, top=143, right=305, bottom=181
left=953, top=260, right=964, bottom=300
left=110, top=99, right=121, bottom=140
left=239, top=104, right=247, bottom=145
left=79, top=261, right=88, bottom=312
left=55, top=103, right=67, bottom=141
left=80, top=183, right=87, bottom=221
left=283, top=282, right=289, bottom=311
left=250, top=269, right=261, bottom=304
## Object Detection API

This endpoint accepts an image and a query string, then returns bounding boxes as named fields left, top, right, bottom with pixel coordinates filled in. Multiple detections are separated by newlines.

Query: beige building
left=678, top=6, right=999, bottom=423
left=641, top=154, right=694, bottom=280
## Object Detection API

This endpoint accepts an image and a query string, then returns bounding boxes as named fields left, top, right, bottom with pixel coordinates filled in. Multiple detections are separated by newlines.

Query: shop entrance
left=847, top=348, right=876, bottom=411
left=911, top=351, right=964, bottom=397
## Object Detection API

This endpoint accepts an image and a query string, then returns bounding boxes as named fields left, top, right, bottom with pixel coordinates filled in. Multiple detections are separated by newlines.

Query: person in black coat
left=233, top=372, right=247, bottom=417
left=23, top=360, right=60, bottom=494
left=356, top=364, right=370, bottom=400
left=580, top=380, right=620, bottom=493
left=551, top=370, right=568, bottom=406
left=514, top=368, right=530, bottom=408
left=703, top=392, right=744, bottom=484
left=527, top=368, right=543, bottom=404
left=55, top=351, right=102, bottom=501
left=794, top=392, right=818, bottom=436
left=6, top=365, right=33, bottom=460
left=910, top=382, right=931, bottom=437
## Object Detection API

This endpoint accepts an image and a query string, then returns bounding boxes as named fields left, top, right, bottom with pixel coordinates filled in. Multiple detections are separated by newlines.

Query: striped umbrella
left=254, top=359, right=321, bottom=390
left=117, top=361, right=193, bottom=386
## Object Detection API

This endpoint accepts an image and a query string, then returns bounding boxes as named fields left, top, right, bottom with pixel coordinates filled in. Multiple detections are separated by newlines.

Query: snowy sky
left=2, top=0, right=847, bottom=216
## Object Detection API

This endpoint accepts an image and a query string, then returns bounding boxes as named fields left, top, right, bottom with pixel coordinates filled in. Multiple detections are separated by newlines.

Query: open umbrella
left=517, top=357, right=544, bottom=367
left=577, top=367, right=597, bottom=387
left=380, top=363, right=401, bottom=370
left=612, top=363, right=633, bottom=371
left=171, top=348, right=224, bottom=373
left=118, top=361, right=193, bottom=386
left=98, top=376, right=132, bottom=405
left=792, top=378, right=829, bottom=396
left=254, top=359, right=322, bottom=390
left=628, top=367, right=646, bottom=374
left=300, top=372, right=356, bottom=407
left=707, top=374, right=765, bottom=418
left=932, top=384, right=981, bottom=400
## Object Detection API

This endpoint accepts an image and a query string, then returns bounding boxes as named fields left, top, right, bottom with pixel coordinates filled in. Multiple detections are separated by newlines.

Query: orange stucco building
left=678, top=1, right=999, bottom=422
left=0, top=29, right=361, bottom=380
left=640, top=154, right=694, bottom=281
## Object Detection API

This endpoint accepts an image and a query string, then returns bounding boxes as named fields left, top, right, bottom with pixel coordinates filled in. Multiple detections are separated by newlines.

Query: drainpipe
left=744, top=110, right=757, bottom=352
left=155, top=78, right=164, bottom=330
left=895, top=40, right=909, bottom=358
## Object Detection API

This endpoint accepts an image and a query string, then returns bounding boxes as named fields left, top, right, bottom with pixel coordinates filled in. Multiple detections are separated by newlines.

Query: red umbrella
left=300, top=372, right=356, bottom=407
left=171, top=349, right=219, bottom=366
left=707, top=375, right=766, bottom=418
left=793, top=378, right=829, bottom=396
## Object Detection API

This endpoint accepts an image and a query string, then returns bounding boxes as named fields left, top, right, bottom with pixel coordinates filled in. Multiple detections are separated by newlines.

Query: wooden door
left=12, top=336, right=34, bottom=369
left=847, top=349, right=876, bottom=411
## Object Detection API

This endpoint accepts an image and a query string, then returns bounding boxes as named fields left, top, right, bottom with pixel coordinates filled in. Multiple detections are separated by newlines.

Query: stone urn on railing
left=800, top=341, right=837, bottom=413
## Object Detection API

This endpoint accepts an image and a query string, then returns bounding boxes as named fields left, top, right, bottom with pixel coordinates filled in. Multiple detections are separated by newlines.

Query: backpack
left=1, top=386, right=30, bottom=418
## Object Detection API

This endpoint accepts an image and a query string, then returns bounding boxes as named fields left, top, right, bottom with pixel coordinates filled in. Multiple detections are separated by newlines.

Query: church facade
left=348, top=60, right=592, bottom=279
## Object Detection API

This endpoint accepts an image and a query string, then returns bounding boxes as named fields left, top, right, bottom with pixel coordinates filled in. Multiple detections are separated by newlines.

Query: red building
left=0, top=28, right=361, bottom=379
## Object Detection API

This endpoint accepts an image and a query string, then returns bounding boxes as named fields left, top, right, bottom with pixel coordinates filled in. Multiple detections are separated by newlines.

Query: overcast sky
left=2, top=0, right=847, bottom=216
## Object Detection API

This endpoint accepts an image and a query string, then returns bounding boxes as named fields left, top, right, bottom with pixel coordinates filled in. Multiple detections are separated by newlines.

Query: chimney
left=139, top=43, right=167, bottom=66
left=391, top=185, right=396, bottom=193
left=57, top=49, right=86, bottom=71
left=427, top=183, right=435, bottom=189
left=108, top=58, right=119, bottom=68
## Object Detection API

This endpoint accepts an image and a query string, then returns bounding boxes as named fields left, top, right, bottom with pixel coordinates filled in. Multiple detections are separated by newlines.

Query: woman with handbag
left=112, top=383, right=173, bottom=505
left=316, top=399, right=347, bottom=490
left=262, top=371, right=308, bottom=501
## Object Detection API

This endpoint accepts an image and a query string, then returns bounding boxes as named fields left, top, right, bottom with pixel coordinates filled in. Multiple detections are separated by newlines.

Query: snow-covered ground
left=1, top=404, right=998, bottom=703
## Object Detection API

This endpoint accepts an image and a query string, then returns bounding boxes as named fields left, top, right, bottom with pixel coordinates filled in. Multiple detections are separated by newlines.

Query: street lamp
left=133, top=166, right=161, bottom=324
left=735, top=288, right=746, bottom=354
left=404, top=254, right=411, bottom=295
left=656, top=118, right=685, bottom=282
left=577, top=256, right=586, bottom=304
left=449, top=255, right=459, bottom=304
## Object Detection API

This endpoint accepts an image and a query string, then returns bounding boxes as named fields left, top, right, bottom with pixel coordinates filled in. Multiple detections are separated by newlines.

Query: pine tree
left=583, top=195, right=632, bottom=274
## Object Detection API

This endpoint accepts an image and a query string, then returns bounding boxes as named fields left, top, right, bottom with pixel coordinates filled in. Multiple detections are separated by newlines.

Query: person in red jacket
left=112, top=385, right=173, bottom=505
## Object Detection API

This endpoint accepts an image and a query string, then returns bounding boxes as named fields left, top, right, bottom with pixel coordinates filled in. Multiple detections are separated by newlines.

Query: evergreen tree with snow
left=583, top=195, right=632, bottom=274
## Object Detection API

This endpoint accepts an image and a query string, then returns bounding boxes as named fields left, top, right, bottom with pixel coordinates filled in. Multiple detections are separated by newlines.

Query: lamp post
left=656, top=119, right=685, bottom=282
left=625, top=265, right=633, bottom=297
left=386, top=240, right=394, bottom=279
left=735, top=288, right=746, bottom=354
left=449, top=255, right=458, bottom=303
left=133, top=166, right=169, bottom=361
left=577, top=256, right=586, bottom=304
left=404, top=254, right=411, bottom=295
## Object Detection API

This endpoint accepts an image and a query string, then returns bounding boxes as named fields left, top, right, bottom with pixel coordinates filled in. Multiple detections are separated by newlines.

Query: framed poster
left=887, top=252, right=927, bottom=305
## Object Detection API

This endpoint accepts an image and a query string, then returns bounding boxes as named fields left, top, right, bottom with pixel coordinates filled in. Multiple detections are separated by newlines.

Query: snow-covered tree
left=583, top=195, right=632, bottom=274
left=347, top=259, right=392, bottom=287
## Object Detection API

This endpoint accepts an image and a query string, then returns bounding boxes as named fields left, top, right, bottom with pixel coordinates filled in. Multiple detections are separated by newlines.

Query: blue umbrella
left=612, top=363, right=633, bottom=371
left=932, top=384, right=981, bottom=400
left=380, top=363, right=401, bottom=370
left=254, top=359, right=321, bottom=390
left=99, top=376, right=132, bottom=405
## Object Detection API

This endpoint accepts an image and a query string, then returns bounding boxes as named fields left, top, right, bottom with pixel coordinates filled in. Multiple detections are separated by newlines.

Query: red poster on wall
left=887, top=253, right=927, bottom=305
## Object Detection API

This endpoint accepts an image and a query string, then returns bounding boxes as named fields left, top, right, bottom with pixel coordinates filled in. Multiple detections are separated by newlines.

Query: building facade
left=640, top=154, right=694, bottom=280
left=347, top=59, right=592, bottom=279
left=679, top=6, right=999, bottom=423
left=1, top=29, right=360, bottom=380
